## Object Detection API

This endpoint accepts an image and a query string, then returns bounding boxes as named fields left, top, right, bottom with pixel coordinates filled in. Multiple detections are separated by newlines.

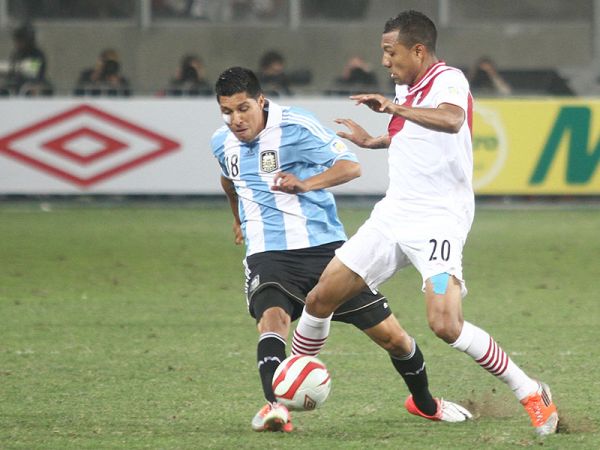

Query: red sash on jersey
left=387, top=94, right=415, bottom=138
left=388, top=61, right=473, bottom=138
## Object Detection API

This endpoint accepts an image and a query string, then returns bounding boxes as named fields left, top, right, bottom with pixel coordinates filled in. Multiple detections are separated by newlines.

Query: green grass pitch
left=1, top=200, right=599, bottom=449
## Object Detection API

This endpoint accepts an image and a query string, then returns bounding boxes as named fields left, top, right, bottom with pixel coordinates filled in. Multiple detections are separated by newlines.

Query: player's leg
left=293, top=223, right=400, bottom=356
left=355, top=307, right=470, bottom=422
left=361, top=312, right=438, bottom=416
left=424, top=274, right=558, bottom=435
left=291, top=256, right=368, bottom=356
left=250, top=287, right=296, bottom=432
left=246, top=248, right=312, bottom=433
left=330, top=291, right=433, bottom=412
left=423, top=274, right=464, bottom=343
left=254, top=289, right=292, bottom=405
left=426, top=277, right=537, bottom=395
left=403, top=229, right=558, bottom=433
left=247, top=243, right=346, bottom=431
left=306, top=256, right=368, bottom=318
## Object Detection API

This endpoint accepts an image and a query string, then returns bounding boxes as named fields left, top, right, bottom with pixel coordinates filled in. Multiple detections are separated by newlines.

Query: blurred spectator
left=468, top=57, right=512, bottom=96
left=325, top=56, right=378, bottom=96
left=338, top=56, right=378, bottom=86
left=74, top=49, right=131, bottom=97
left=164, top=54, right=212, bottom=96
left=469, top=57, right=575, bottom=96
left=257, top=50, right=293, bottom=96
left=502, top=68, right=575, bottom=96
left=0, top=23, right=52, bottom=96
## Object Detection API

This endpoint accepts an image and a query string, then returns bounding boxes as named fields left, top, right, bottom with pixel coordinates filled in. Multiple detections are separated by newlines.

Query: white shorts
left=336, top=215, right=468, bottom=297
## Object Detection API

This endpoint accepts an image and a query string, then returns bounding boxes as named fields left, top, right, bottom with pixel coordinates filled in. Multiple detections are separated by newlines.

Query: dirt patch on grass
left=556, top=413, right=598, bottom=434
left=461, top=389, right=516, bottom=419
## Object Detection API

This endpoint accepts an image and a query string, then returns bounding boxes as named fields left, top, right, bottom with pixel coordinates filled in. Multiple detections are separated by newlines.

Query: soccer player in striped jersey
left=291, top=11, right=558, bottom=436
left=211, top=66, right=472, bottom=433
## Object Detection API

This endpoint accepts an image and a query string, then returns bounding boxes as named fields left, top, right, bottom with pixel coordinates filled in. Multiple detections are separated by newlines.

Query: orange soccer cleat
left=521, top=381, right=559, bottom=436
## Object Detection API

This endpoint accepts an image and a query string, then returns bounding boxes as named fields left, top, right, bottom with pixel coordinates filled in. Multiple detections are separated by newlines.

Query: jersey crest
left=260, top=150, right=279, bottom=173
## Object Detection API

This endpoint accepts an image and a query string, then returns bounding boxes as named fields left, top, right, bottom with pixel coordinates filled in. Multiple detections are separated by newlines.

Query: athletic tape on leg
left=431, top=272, right=450, bottom=295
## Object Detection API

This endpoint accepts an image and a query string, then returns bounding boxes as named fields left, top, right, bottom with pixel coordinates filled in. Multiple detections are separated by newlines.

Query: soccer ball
left=272, top=355, right=331, bottom=411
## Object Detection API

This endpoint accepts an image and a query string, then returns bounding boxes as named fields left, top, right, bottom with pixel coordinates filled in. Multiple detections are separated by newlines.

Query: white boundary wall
left=0, top=99, right=389, bottom=195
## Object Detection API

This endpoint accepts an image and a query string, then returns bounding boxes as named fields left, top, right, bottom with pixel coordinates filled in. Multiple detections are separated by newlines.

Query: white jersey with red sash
left=375, top=61, right=475, bottom=236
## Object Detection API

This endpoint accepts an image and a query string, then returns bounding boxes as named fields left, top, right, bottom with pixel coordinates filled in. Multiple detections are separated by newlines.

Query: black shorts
left=244, top=241, right=392, bottom=330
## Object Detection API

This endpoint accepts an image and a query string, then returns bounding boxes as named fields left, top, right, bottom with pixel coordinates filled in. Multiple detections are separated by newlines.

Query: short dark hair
left=215, top=66, right=263, bottom=99
left=383, top=10, right=437, bottom=52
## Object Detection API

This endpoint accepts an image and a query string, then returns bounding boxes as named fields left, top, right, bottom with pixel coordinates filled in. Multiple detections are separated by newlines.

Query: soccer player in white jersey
left=291, top=11, right=559, bottom=436
left=211, top=66, right=472, bottom=433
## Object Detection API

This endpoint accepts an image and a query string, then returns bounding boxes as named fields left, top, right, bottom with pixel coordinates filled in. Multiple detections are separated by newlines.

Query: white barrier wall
left=0, top=99, right=390, bottom=195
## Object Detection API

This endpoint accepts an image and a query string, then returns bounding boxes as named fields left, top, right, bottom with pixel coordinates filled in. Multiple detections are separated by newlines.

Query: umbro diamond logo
left=0, top=104, right=180, bottom=188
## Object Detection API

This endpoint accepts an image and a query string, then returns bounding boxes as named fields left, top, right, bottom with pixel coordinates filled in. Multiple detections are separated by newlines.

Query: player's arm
left=334, top=118, right=390, bottom=149
left=351, top=93, right=465, bottom=134
left=272, top=159, right=360, bottom=194
left=220, top=175, right=243, bottom=245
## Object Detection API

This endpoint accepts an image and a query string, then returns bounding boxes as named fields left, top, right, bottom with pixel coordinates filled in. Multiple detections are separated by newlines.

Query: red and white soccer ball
left=272, top=355, right=331, bottom=411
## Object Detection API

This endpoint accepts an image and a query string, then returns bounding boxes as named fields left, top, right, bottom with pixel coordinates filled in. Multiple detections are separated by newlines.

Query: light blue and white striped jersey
left=211, top=100, right=358, bottom=256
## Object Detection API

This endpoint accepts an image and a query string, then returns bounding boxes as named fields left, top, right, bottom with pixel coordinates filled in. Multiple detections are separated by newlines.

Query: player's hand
left=350, top=93, right=394, bottom=114
left=272, top=172, right=308, bottom=194
left=233, top=220, right=243, bottom=245
left=334, top=118, right=375, bottom=148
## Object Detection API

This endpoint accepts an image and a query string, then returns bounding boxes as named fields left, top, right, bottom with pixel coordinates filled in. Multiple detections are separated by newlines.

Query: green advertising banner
left=474, top=99, right=600, bottom=195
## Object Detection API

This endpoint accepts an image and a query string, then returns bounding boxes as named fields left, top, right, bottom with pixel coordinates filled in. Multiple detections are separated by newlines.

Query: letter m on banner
left=531, top=106, right=600, bottom=185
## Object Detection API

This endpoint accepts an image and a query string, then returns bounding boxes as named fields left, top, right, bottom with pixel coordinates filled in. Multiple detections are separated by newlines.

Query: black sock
left=257, top=332, right=287, bottom=404
left=390, top=339, right=437, bottom=416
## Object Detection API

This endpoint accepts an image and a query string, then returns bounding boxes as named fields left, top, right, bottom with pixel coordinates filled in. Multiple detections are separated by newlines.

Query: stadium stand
left=0, top=0, right=593, bottom=96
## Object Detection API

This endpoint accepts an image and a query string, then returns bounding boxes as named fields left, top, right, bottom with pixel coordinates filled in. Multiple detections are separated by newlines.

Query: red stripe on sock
left=292, top=341, right=321, bottom=354
left=486, top=341, right=502, bottom=372
left=473, top=337, right=510, bottom=378
left=480, top=340, right=494, bottom=367
left=491, top=352, right=509, bottom=376
left=293, top=331, right=327, bottom=343
left=291, top=344, right=319, bottom=356
left=292, top=330, right=326, bottom=356
left=489, top=345, right=507, bottom=374
left=476, top=337, right=494, bottom=364
left=293, top=337, right=326, bottom=349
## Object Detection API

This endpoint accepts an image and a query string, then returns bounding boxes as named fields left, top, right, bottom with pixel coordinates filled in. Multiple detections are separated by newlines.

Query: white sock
left=451, top=321, right=538, bottom=401
left=291, top=308, right=333, bottom=356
